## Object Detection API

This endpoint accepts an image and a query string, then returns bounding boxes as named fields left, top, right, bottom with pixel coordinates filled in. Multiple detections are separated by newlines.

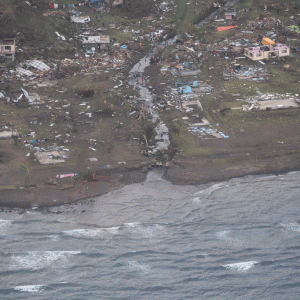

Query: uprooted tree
left=141, top=121, right=155, bottom=148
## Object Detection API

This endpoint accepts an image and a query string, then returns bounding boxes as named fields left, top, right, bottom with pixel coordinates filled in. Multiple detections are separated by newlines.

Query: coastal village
left=0, top=0, right=300, bottom=207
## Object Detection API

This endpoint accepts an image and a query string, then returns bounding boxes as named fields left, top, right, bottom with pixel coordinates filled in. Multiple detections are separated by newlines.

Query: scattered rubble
left=34, top=150, right=67, bottom=165
left=223, top=65, right=268, bottom=81
left=241, top=92, right=300, bottom=111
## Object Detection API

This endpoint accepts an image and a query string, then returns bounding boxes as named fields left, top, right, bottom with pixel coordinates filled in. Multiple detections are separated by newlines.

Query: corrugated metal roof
left=16, top=67, right=35, bottom=77
left=26, top=60, right=50, bottom=72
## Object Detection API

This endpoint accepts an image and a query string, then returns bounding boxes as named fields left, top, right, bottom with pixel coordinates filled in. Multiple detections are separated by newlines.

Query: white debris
left=71, top=15, right=91, bottom=23
left=16, top=67, right=35, bottom=77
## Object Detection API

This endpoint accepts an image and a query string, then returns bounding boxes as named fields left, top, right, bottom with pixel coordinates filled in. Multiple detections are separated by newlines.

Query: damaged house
left=0, top=39, right=16, bottom=61
left=225, top=12, right=236, bottom=20
left=81, top=35, right=110, bottom=51
left=244, top=38, right=290, bottom=61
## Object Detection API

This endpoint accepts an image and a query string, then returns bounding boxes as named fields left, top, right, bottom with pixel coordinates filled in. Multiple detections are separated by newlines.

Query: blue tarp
left=193, top=81, right=198, bottom=87
left=184, top=62, right=190, bottom=69
left=179, top=86, right=193, bottom=94
left=120, top=45, right=127, bottom=49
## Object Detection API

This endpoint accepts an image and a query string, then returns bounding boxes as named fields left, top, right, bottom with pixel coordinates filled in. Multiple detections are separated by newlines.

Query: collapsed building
left=81, top=34, right=110, bottom=51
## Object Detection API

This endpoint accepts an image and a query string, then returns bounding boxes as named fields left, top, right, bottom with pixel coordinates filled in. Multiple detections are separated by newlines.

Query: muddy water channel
left=128, top=39, right=179, bottom=152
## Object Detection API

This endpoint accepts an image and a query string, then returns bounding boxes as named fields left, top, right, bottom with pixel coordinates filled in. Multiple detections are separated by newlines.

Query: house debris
left=25, top=60, right=51, bottom=72
left=16, top=67, right=35, bottom=77
left=81, top=35, right=110, bottom=51
left=0, top=131, right=13, bottom=139
left=34, top=151, right=67, bottom=165
left=71, top=15, right=91, bottom=23
left=15, top=88, right=44, bottom=106
left=15, top=60, right=51, bottom=78
left=242, top=93, right=300, bottom=111
left=225, top=12, right=236, bottom=20
left=223, top=65, right=268, bottom=81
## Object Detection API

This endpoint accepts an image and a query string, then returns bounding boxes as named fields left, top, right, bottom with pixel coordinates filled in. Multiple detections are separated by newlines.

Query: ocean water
left=0, top=169, right=300, bottom=299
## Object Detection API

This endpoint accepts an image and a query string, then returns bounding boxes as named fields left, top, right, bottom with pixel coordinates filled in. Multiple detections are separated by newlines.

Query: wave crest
left=11, top=251, right=81, bottom=270
left=14, top=285, right=45, bottom=293
left=223, top=261, right=258, bottom=272
left=280, top=221, right=300, bottom=233
left=195, top=183, right=227, bottom=197
left=63, top=227, right=120, bottom=237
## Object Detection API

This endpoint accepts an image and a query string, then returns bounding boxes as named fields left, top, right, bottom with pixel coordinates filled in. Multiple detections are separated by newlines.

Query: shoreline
left=0, top=155, right=298, bottom=210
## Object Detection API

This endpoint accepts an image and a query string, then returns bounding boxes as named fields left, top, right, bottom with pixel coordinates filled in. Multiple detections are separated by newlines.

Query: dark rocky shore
left=1, top=151, right=299, bottom=210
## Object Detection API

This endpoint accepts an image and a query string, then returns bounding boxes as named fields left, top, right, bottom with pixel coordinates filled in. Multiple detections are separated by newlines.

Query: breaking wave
left=11, top=251, right=81, bottom=270
left=280, top=221, right=300, bottom=233
left=128, top=260, right=151, bottom=273
left=217, top=230, right=243, bottom=245
left=46, top=235, right=60, bottom=241
left=63, top=227, right=120, bottom=237
left=0, top=219, right=12, bottom=234
left=124, top=222, right=140, bottom=228
left=195, top=183, right=228, bottom=197
left=223, top=261, right=258, bottom=272
left=14, top=285, right=45, bottom=293
left=125, top=223, right=165, bottom=238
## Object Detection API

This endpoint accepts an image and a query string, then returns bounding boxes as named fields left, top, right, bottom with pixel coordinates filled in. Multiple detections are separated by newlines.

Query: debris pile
left=223, top=65, right=268, bottom=81
left=241, top=92, right=300, bottom=111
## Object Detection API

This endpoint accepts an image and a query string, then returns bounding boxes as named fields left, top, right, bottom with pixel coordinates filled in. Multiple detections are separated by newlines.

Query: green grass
left=0, top=185, right=18, bottom=190
left=62, top=75, right=112, bottom=91
left=0, top=150, right=13, bottom=164
left=218, top=108, right=300, bottom=133
left=173, top=131, right=212, bottom=157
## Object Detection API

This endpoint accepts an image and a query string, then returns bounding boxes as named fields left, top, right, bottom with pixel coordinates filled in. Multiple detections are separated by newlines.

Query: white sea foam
left=217, top=230, right=242, bottom=245
left=223, top=261, right=258, bottom=272
left=0, top=219, right=12, bottom=234
left=128, top=260, right=150, bottom=273
left=14, top=285, right=45, bottom=293
left=46, top=235, right=60, bottom=241
left=195, top=183, right=227, bottom=196
left=125, top=223, right=165, bottom=238
left=125, top=222, right=140, bottom=228
left=280, top=221, right=300, bottom=233
left=11, top=251, right=81, bottom=270
left=63, top=227, right=120, bottom=237
left=0, top=219, right=12, bottom=225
